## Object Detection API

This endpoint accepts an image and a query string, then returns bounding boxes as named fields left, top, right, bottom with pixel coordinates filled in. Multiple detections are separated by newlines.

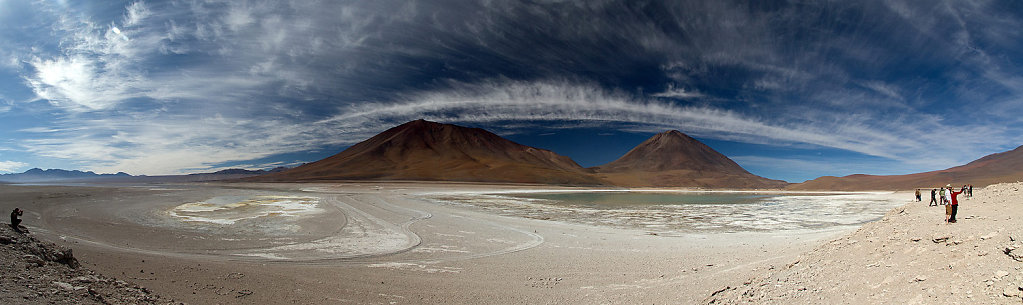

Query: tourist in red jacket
left=948, top=186, right=964, bottom=223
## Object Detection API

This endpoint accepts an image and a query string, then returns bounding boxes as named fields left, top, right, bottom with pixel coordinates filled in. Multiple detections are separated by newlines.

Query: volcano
left=255, top=120, right=786, bottom=188
left=590, top=130, right=789, bottom=188
left=255, top=120, right=604, bottom=185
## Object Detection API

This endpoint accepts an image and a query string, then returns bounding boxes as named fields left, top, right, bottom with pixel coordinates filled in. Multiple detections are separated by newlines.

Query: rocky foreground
left=0, top=224, right=177, bottom=304
left=705, top=182, right=1023, bottom=304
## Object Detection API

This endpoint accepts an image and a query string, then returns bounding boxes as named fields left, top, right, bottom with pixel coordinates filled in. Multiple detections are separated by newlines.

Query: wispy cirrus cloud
left=0, top=160, right=28, bottom=173
left=19, top=115, right=320, bottom=174
left=11, top=74, right=1020, bottom=175
left=651, top=84, right=705, bottom=100
left=323, top=80, right=1014, bottom=165
left=21, top=0, right=288, bottom=112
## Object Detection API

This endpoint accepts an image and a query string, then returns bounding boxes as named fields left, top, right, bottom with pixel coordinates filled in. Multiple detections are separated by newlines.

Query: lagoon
left=432, top=191, right=906, bottom=234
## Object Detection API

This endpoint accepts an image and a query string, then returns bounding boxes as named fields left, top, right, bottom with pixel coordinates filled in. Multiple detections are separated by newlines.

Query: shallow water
left=431, top=191, right=904, bottom=234
left=510, top=192, right=776, bottom=207
left=168, top=195, right=323, bottom=225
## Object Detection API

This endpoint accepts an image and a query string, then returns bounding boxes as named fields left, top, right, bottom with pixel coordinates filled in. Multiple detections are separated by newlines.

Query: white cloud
left=0, top=95, right=11, bottom=113
left=17, top=127, right=66, bottom=133
left=123, top=1, right=151, bottom=27
left=7, top=0, right=391, bottom=174
left=27, top=56, right=135, bottom=110
left=19, top=115, right=327, bottom=175
left=860, top=81, right=903, bottom=101
left=224, top=2, right=255, bottom=31
left=190, top=160, right=302, bottom=174
left=22, top=3, right=144, bottom=111
left=651, top=84, right=704, bottom=99
left=0, top=160, right=28, bottom=173
left=21, top=0, right=293, bottom=112
left=0, top=52, right=18, bottom=69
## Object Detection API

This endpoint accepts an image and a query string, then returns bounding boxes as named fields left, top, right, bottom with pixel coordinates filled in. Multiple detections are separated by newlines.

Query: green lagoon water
left=433, top=191, right=904, bottom=233
left=507, top=192, right=775, bottom=207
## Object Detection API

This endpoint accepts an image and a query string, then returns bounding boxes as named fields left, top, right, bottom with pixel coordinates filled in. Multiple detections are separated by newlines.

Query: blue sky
left=2, top=0, right=1023, bottom=182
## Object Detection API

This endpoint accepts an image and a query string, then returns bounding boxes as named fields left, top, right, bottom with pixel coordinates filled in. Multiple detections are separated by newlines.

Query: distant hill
left=161, top=167, right=289, bottom=182
left=0, top=168, right=131, bottom=183
left=253, top=120, right=606, bottom=185
left=790, top=145, right=1023, bottom=191
left=189, top=167, right=288, bottom=177
left=0, top=167, right=288, bottom=183
left=591, top=130, right=789, bottom=188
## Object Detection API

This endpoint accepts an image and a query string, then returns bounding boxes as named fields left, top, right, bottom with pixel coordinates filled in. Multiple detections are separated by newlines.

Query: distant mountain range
left=0, top=168, right=132, bottom=183
left=11, top=119, right=1023, bottom=190
left=254, top=120, right=787, bottom=188
left=790, top=145, right=1023, bottom=190
left=0, top=167, right=288, bottom=183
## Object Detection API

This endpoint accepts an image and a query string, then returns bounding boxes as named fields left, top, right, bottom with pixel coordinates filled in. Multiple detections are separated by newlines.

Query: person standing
left=944, top=188, right=952, bottom=222
left=929, top=189, right=938, bottom=206
left=948, top=186, right=964, bottom=223
left=944, top=185, right=953, bottom=203
left=968, top=185, right=973, bottom=197
left=915, top=189, right=921, bottom=201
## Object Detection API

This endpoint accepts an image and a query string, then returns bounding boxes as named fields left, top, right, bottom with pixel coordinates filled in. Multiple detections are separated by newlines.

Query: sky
left=2, top=0, right=1023, bottom=183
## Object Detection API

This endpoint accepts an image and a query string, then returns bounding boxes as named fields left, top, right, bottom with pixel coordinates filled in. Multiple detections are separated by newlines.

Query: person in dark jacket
left=929, top=189, right=937, bottom=206
left=10, top=208, right=23, bottom=232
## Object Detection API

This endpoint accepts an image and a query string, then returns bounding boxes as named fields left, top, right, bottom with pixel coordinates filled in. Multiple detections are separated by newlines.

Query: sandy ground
left=705, top=182, right=1023, bottom=304
left=0, top=182, right=898, bottom=304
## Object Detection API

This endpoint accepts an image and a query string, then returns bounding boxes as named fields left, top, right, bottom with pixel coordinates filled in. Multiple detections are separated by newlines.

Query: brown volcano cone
left=254, top=120, right=605, bottom=185
left=592, top=130, right=788, bottom=188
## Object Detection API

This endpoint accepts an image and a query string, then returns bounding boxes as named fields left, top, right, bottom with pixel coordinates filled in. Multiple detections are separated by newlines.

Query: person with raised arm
left=948, top=185, right=964, bottom=223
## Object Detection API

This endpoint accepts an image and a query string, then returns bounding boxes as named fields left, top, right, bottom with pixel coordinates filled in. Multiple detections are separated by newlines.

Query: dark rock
left=23, top=254, right=45, bottom=266
left=236, top=289, right=253, bottom=298
left=1, top=223, right=175, bottom=304
left=1005, top=247, right=1023, bottom=262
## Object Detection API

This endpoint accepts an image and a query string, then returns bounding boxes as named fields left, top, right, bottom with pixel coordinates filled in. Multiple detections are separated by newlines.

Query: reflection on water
left=430, top=191, right=903, bottom=234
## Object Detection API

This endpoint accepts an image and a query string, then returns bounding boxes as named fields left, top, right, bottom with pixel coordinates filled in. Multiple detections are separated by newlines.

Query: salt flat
left=0, top=182, right=905, bottom=304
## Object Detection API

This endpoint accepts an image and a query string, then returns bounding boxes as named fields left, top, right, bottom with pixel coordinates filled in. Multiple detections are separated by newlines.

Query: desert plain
left=2, top=181, right=1022, bottom=304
